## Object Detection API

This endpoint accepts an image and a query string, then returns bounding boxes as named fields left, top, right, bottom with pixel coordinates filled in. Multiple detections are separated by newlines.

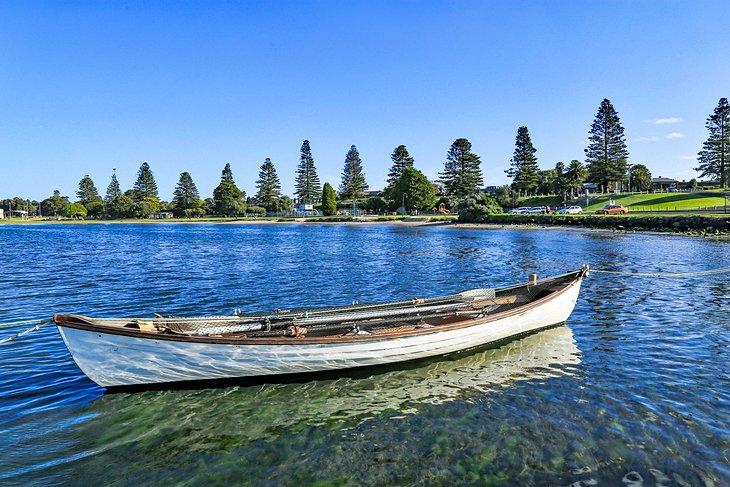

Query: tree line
left=3, top=97, right=728, bottom=218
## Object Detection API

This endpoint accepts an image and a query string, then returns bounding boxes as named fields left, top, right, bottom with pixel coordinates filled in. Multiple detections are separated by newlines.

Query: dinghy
left=54, top=267, right=588, bottom=389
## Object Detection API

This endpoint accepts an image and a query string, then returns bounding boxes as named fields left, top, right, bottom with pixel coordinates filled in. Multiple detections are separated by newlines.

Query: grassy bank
left=516, top=190, right=729, bottom=212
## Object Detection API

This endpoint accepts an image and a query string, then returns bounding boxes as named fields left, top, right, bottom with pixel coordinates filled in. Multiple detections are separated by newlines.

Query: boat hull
left=57, top=277, right=583, bottom=388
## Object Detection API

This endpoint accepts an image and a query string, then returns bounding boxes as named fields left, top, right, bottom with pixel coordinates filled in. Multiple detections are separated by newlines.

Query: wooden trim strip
left=55, top=271, right=583, bottom=346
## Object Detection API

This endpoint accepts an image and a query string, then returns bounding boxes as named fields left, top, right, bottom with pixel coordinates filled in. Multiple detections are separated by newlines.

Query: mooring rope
left=0, top=319, right=53, bottom=344
left=591, top=266, right=730, bottom=278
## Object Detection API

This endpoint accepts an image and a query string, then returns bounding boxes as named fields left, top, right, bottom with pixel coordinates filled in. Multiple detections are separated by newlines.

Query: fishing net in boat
left=151, top=287, right=500, bottom=337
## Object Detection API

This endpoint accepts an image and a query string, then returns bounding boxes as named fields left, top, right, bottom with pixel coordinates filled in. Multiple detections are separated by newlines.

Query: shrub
left=457, top=194, right=502, bottom=222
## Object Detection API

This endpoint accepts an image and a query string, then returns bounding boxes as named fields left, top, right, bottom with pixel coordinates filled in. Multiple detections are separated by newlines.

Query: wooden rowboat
left=54, top=267, right=588, bottom=389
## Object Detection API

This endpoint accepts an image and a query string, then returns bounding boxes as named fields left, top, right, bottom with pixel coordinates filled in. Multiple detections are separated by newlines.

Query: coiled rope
left=591, top=266, right=730, bottom=278
left=0, top=319, right=53, bottom=344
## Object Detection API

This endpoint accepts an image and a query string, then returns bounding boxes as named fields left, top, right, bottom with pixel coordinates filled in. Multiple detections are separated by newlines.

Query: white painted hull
left=57, top=278, right=582, bottom=388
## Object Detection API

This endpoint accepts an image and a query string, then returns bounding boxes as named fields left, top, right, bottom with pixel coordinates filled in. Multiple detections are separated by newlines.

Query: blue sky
left=1, top=1, right=729, bottom=201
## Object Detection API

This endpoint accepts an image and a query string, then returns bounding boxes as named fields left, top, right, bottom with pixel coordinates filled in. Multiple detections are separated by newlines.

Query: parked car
left=525, top=206, right=547, bottom=214
left=595, top=204, right=629, bottom=215
left=508, top=207, right=530, bottom=214
left=558, top=206, right=583, bottom=214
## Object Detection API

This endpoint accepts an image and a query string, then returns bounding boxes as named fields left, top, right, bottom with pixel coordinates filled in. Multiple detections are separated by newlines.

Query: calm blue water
left=0, top=223, right=728, bottom=486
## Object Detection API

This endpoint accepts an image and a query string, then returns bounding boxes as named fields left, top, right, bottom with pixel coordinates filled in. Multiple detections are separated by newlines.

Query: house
left=148, top=212, right=173, bottom=219
left=583, top=183, right=598, bottom=195
left=651, top=177, right=678, bottom=191
left=0, top=209, right=3, bottom=219
left=296, top=203, right=314, bottom=212
left=5, top=210, right=28, bottom=219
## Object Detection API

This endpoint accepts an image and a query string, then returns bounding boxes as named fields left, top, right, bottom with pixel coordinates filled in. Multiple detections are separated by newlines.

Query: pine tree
left=255, top=158, right=282, bottom=210
left=172, top=172, right=201, bottom=213
left=554, top=161, right=566, bottom=199
left=385, top=145, right=415, bottom=196
left=440, top=138, right=483, bottom=197
left=506, top=126, right=540, bottom=195
left=105, top=171, right=122, bottom=202
left=392, top=167, right=436, bottom=211
left=339, top=145, right=368, bottom=200
left=213, top=164, right=245, bottom=216
left=294, top=140, right=321, bottom=203
left=322, top=182, right=337, bottom=216
left=76, top=175, right=101, bottom=205
left=696, top=97, right=730, bottom=188
left=221, top=163, right=234, bottom=183
left=133, top=162, right=159, bottom=201
left=585, top=99, right=629, bottom=192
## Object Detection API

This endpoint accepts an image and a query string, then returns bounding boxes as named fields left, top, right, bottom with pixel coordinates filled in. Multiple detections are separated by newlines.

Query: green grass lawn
left=582, top=191, right=728, bottom=212
left=512, top=191, right=728, bottom=213
left=515, top=196, right=562, bottom=208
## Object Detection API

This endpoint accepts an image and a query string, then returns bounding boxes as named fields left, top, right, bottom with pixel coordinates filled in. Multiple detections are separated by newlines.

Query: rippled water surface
left=1, top=223, right=728, bottom=486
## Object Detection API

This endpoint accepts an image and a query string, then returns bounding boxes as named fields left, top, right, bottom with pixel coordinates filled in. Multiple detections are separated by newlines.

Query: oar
left=232, top=287, right=500, bottom=323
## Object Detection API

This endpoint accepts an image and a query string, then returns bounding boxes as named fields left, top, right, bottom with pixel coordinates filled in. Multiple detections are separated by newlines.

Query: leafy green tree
left=696, top=97, right=730, bottom=188
left=364, top=196, right=389, bottom=213
left=271, top=195, right=294, bottom=213
left=494, top=185, right=514, bottom=208
left=321, top=182, right=337, bottom=216
left=76, top=175, right=101, bottom=206
left=392, top=167, right=436, bottom=211
left=384, top=145, right=415, bottom=198
left=213, top=182, right=246, bottom=216
left=536, top=169, right=557, bottom=195
left=629, top=164, right=652, bottom=192
left=440, top=138, right=483, bottom=197
left=133, top=162, right=159, bottom=201
left=585, top=99, right=629, bottom=192
left=105, top=171, right=122, bottom=202
left=172, top=172, right=201, bottom=215
left=255, top=158, right=282, bottom=211
left=506, top=126, right=540, bottom=195
left=563, top=160, right=588, bottom=198
left=131, top=200, right=158, bottom=218
left=212, top=164, right=246, bottom=216
left=85, top=200, right=104, bottom=219
left=61, top=202, right=88, bottom=218
left=213, top=185, right=245, bottom=216
left=339, top=145, right=368, bottom=199
left=106, top=195, right=135, bottom=218
left=456, top=194, right=502, bottom=222
left=294, top=140, right=321, bottom=203
left=41, top=190, right=69, bottom=216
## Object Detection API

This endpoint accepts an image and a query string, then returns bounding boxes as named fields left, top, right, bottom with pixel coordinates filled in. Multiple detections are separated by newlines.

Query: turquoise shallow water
left=0, top=223, right=728, bottom=486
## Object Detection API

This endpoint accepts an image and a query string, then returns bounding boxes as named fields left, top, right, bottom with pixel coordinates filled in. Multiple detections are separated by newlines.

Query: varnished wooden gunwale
left=54, top=270, right=585, bottom=346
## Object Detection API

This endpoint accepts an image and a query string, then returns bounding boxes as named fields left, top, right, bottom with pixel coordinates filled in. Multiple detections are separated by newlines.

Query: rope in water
left=591, top=266, right=730, bottom=278
left=0, top=319, right=53, bottom=344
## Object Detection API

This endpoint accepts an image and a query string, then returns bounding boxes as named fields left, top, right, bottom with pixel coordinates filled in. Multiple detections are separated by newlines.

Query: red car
left=595, top=204, right=629, bottom=215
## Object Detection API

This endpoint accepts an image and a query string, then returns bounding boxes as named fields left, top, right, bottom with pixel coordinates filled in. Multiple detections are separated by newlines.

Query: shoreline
left=1, top=215, right=729, bottom=239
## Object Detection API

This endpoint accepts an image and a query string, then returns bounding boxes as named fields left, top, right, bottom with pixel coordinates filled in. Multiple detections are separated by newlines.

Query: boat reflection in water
left=80, top=326, right=581, bottom=443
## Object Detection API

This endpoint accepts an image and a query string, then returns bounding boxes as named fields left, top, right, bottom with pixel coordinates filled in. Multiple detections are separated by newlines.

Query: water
left=0, top=223, right=728, bottom=486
